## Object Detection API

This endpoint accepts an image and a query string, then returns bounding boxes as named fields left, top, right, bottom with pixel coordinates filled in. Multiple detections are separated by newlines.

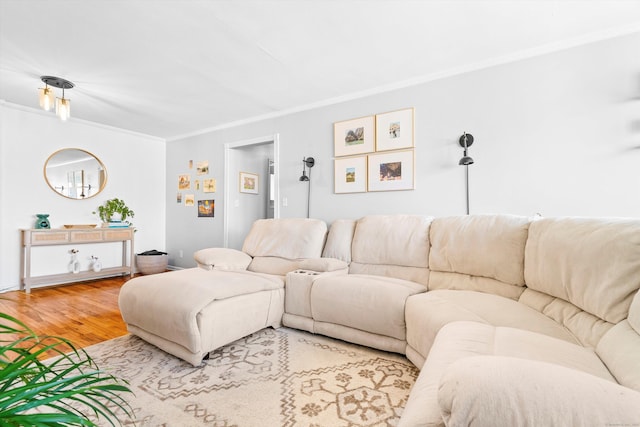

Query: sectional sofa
left=119, top=214, right=640, bottom=426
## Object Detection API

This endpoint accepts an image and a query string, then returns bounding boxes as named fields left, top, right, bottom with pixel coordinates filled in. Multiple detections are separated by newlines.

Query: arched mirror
left=44, top=148, right=107, bottom=199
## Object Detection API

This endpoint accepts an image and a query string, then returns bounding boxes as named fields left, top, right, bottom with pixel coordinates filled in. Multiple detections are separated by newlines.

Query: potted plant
left=93, top=198, right=134, bottom=226
left=0, top=312, right=133, bottom=426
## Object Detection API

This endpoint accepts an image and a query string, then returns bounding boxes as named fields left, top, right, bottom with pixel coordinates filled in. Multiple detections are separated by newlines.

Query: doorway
left=224, top=134, right=279, bottom=249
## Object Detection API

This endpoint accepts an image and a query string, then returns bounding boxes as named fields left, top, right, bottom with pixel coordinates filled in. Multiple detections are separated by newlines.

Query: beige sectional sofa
left=119, top=214, right=640, bottom=425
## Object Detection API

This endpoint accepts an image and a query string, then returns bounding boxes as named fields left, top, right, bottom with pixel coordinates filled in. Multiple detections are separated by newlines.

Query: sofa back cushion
left=242, top=218, right=327, bottom=275
left=349, top=215, right=432, bottom=286
left=524, top=217, right=640, bottom=325
left=428, top=214, right=531, bottom=299
left=596, top=290, right=640, bottom=391
left=322, top=219, right=357, bottom=263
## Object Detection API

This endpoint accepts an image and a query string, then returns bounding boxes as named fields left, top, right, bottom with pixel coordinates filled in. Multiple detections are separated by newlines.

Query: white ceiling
left=2, top=0, right=640, bottom=140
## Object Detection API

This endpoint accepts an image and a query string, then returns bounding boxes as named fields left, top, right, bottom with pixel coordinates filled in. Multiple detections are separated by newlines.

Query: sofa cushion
left=596, top=291, right=640, bottom=391
left=399, top=321, right=616, bottom=427
left=241, top=218, right=327, bottom=259
left=438, top=356, right=640, bottom=427
left=350, top=215, right=431, bottom=286
left=405, top=290, right=579, bottom=367
left=524, top=217, right=640, bottom=324
left=247, top=256, right=300, bottom=276
left=311, top=274, right=426, bottom=340
left=322, top=219, right=356, bottom=263
left=428, top=214, right=530, bottom=298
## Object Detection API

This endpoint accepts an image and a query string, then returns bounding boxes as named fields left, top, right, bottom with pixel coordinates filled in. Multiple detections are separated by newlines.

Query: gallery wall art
left=333, top=107, right=414, bottom=193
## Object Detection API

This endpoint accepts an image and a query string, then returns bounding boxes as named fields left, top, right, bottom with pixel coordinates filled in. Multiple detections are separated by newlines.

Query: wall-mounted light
left=299, top=157, right=315, bottom=218
left=458, top=132, right=475, bottom=215
left=299, top=157, right=315, bottom=181
left=39, top=76, right=74, bottom=121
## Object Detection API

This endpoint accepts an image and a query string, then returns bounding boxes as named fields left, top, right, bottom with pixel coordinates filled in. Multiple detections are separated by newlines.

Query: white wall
left=165, top=32, right=640, bottom=268
left=0, top=104, right=166, bottom=291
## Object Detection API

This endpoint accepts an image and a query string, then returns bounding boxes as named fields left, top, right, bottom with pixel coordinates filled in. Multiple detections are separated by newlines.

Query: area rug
left=82, top=327, right=419, bottom=427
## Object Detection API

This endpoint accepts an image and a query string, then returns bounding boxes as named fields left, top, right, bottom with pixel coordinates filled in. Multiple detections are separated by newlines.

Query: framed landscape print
left=334, top=115, right=375, bottom=157
left=367, top=149, right=415, bottom=192
left=334, top=155, right=367, bottom=194
left=239, top=172, right=259, bottom=194
left=375, top=108, right=414, bottom=152
left=197, top=199, right=215, bottom=217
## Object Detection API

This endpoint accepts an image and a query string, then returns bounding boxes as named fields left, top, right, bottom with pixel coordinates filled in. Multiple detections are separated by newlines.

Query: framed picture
left=239, top=172, right=259, bottom=194
left=203, top=178, right=216, bottom=193
left=184, top=194, right=195, bottom=206
left=375, top=108, right=414, bottom=152
left=334, top=155, right=367, bottom=194
left=334, top=115, right=375, bottom=157
left=196, top=161, right=209, bottom=175
left=178, top=174, right=190, bottom=190
left=197, top=199, right=215, bottom=217
left=367, top=149, right=415, bottom=192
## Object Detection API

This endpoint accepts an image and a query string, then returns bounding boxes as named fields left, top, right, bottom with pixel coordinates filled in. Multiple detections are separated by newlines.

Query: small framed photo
left=196, top=161, right=209, bottom=175
left=239, top=172, right=259, bottom=194
left=184, top=194, right=195, bottom=206
left=178, top=174, right=191, bottom=190
left=334, top=155, right=367, bottom=194
left=375, top=108, right=414, bottom=152
left=367, top=149, right=415, bottom=192
left=198, top=199, right=215, bottom=217
left=203, top=178, right=216, bottom=193
left=334, top=115, right=375, bottom=157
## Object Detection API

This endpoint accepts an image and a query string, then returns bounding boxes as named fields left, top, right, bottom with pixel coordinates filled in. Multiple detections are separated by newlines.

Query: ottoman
left=119, top=267, right=284, bottom=366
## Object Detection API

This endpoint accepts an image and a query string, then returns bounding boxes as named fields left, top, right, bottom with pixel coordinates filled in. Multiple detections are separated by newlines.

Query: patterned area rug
left=84, top=327, right=418, bottom=427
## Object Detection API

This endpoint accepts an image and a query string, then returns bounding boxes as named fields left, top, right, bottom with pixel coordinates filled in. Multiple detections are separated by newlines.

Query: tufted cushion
left=524, top=217, right=640, bottom=324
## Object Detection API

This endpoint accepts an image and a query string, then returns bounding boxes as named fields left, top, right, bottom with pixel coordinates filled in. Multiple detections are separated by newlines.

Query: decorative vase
left=69, top=249, right=80, bottom=274
left=91, top=256, right=102, bottom=273
left=35, top=214, right=50, bottom=229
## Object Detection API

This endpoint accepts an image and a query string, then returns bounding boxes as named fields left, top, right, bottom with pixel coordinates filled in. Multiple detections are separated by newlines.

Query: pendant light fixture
left=38, top=76, right=74, bottom=121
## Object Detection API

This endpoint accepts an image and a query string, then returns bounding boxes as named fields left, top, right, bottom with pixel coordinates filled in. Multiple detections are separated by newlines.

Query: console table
left=20, top=227, right=135, bottom=293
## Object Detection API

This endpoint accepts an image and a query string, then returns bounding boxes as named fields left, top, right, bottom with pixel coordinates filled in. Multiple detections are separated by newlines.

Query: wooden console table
left=20, top=227, right=135, bottom=293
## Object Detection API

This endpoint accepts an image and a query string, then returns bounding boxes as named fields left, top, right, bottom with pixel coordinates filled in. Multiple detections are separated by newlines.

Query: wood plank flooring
left=0, top=276, right=132, bottom=357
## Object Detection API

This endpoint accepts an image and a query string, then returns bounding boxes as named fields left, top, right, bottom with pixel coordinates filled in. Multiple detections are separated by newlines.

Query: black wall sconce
left=299, top=157, right=315, bottom=182
left=459, top=133, right=474, bottom=215
left=299, top=157, right=315, bottom=218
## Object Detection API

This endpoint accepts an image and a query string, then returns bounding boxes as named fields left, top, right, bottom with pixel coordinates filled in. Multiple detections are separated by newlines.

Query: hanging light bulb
left=56, top=88, right=71, bottom=121
left=38, top=85, right=54, bottom=111
left=39, top=76, right=74, bottom=121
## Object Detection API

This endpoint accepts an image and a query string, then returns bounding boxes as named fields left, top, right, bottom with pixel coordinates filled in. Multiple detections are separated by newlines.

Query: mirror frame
left=43, top=148, right=108, bottom=200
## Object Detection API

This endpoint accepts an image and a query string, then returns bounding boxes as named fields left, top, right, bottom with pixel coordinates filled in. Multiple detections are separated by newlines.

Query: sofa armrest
left=193, top=248, right=252, bottom=271
left=285, top=268, right=347, bottom=317
left=438, top=356, right=640, bottom=427
left=297, top=257, right=348, bottom=273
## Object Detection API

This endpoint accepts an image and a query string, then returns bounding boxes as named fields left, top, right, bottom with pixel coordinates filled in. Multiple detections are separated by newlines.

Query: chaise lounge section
left=119, top=218, right=335, bottom=366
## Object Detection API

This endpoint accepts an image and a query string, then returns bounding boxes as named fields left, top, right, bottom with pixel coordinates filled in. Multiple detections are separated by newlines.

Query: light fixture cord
left=465, top=164, right=470, bottom=215
left=306, top=167, right=312, bottom=218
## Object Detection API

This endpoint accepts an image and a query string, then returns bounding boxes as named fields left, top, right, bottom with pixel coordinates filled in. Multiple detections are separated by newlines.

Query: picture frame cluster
left=177, top=160, right=215, bottom=217
left=333, top=107, right=414, bottom=193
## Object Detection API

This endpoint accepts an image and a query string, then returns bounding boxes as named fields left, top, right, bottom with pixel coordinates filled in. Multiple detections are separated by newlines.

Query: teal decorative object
left=35, top=214, right=50, bottom=229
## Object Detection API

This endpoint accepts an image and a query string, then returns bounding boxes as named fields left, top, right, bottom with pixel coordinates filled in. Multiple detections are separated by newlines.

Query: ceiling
left=2, top=1, right=640, bottom=141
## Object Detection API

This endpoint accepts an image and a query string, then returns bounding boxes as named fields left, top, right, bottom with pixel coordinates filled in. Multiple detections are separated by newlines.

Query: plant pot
left=136, top=254, right=168, bottom=275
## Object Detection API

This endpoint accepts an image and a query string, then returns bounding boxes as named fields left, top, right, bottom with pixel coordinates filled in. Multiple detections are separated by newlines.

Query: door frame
left=223, top=134, right=280, bottom=248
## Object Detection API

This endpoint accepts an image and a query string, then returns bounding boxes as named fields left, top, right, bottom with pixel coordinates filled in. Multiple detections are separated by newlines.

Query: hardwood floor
left=0, top=276, right=132, bottom=357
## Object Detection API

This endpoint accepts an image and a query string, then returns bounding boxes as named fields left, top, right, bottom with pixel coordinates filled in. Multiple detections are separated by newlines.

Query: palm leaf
left=0, top=311, right=133, bottom=426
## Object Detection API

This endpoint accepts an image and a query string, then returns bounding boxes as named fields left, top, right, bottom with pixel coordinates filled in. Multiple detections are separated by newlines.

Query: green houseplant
left=0, top=312, right=133, bottom=426
left=93, top=198, right=135, bottom=224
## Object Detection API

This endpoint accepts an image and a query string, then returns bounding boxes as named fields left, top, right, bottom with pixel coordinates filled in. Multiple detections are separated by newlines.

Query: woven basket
left=136, top=254, right=168, bottom=275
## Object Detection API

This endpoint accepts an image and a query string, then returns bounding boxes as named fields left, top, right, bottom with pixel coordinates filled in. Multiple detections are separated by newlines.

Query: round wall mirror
left=44, top=148, right=107, bottom=199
